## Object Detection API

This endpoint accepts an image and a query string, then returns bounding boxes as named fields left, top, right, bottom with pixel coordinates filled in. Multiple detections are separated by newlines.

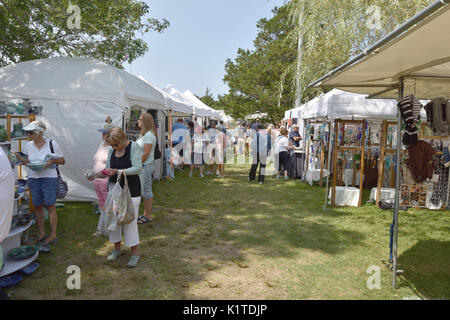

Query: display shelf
left=0, top=252, right=38, bottom=278
left=10, top=137, right=28, bottom=141
left=0, top=219, right=37, bottom=278
left=7, top=219, right=34, bottom=239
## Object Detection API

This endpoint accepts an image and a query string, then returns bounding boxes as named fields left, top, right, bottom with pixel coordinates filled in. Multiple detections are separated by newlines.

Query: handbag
left=49, top=140, right=68, bottom=199
left=154, top=141, right=162, bottom=160
left=103, top=171, right=135, bottom=231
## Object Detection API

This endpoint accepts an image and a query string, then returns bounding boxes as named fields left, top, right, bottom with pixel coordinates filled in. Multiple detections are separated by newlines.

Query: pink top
left=93, top=141, right=110, bottom=177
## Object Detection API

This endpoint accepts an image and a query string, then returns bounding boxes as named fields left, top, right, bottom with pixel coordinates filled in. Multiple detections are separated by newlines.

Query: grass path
left=6, top=164, right=450, bottom=299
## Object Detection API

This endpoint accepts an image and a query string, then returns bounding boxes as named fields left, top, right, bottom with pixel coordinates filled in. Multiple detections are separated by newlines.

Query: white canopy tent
left=0, top=57, right=167, bottom=201
left=163, top=85, right=211, bottom=118
left=309, top=0, right=450, bottom=289
left=183, top=90, right=220, bottom=119
left=137, top=76, right=193, bottom=115
left=302, top=89, right=399, bottom=121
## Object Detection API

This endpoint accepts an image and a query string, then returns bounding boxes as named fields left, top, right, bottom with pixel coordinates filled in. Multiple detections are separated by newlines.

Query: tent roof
left=183, top=90, right=220, bottom=119
left=302, top=89, right=399, bottom=120
left=0, top=57, right=166, bottom=108
left=309, top=0, right=450, bottom=99
left=138, top=76, right=193, bottom=115
left=163, top=85, right=210, bottom=117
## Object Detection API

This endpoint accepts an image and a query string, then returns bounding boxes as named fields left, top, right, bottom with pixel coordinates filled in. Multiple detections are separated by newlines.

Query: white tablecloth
left=328, top=186, right=360, bottom=207
left=369, top=188, right=396, bottom=204
left=305, top=169, right=329, bottom=186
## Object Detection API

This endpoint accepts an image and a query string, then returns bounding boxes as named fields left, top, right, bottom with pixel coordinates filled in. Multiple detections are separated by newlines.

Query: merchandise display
left=7, top=246, right=38, bottom=260
left=0, top=274, right=23, bottom=288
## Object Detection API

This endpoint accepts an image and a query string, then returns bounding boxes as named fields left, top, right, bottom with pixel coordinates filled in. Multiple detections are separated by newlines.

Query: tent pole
left=323, top=120, right=333, bottom=211
left=392, top=79, right=404, bottom=290
left=170, top=110, right=173, bottom=169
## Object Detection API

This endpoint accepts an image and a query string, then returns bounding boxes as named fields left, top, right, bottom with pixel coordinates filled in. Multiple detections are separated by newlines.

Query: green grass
left=5, top=164, right=450, bottom=300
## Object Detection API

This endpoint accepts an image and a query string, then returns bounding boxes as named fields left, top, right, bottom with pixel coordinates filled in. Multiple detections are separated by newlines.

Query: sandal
left=137, top=216, right=152, bottom=224
left=45, top=237, right=58, bottom=245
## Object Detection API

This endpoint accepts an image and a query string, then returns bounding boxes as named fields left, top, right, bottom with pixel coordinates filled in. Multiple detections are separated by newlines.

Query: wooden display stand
left=305, top=120, right=330, bottom=187
left=331, top=119, right=366, bottom=207
left=0, top=113, right=36, bottom=213
left=375, top=121, right=398, bottom=207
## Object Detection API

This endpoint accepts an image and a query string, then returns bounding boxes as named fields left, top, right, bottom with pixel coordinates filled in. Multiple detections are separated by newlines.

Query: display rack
left=0, top=113, right=36, bottom=213
left=331, top=119, right=366, bottom=207
left=304, top=120, right=330, bottom=187
left=0, top=112, right=38, bottom=278
left=0, top=194, right=38, bottom=278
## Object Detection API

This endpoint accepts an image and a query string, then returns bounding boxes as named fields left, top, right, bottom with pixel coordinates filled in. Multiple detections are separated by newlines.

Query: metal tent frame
left=309, top=0, right=450, bottom=289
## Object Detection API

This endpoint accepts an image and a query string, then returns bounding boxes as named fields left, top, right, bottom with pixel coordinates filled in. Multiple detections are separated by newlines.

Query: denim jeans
left=140, top=163, right=155, bottom=200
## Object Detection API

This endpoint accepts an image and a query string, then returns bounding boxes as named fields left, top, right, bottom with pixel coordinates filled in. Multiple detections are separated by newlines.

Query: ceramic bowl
left=27, top=161, right=48, bottom=171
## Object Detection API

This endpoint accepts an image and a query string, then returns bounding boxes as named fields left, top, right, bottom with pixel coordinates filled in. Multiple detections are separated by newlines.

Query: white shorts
left=109, top=196, right=141, bottom=247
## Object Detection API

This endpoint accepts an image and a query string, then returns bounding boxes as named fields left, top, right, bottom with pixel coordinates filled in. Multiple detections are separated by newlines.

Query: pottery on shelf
left=31, top=105, right=43, bottom=115
left=16, top=103, right=25, bottom=115
left=6, top=102, right=16, bottom=114
left=11, top=123, right=25, bottom=138
left=0, top=101, right=6, bottom=114
left=0, top=124, right=8, bottom=142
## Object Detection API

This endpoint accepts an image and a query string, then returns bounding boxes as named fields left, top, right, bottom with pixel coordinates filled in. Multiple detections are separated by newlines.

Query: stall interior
left=304, top=120, right=330, bottom=186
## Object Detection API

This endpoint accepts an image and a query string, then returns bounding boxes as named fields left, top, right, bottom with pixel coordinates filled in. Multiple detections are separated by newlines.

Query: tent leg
left=392, top=80, right=404, bottom=290
left=323, top=121, right=333, bottom=211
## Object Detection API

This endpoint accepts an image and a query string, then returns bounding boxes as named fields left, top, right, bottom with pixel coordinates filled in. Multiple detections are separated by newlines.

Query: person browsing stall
left=15, top=121, right=65, bottom=252
left=136, top=112, right=157, bottom=225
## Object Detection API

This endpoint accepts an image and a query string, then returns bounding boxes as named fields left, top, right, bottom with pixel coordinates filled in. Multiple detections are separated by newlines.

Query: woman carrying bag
left=96, top=127, right=142, bottom=268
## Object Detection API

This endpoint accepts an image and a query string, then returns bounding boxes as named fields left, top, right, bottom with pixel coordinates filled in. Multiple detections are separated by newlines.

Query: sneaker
left=188, top=171, right=193, bottom=178
left=92, top=231, right=102, bottom=237
left=259, top=182, right=263, bottom=185
left=276, top=175, right=281, bottom=180
left=107, top=250, right=122, bottom=262
left=284, top=176, right=288, bottom=180
left=127, top=255, right=140, bottom=268
left=216, top=171, right=221, bottom=176
left=200, top=173, right=205, bottom=178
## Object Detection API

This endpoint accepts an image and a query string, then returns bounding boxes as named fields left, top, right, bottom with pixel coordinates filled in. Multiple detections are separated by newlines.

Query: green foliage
left=0, top=0, right=170, bottom=67
left=287, top=0, right=434, bottom=106
left=222, top=5, right=295, bottom=123
left=221, top=0, right=434, bottom=123
left=198, top=87, right=217, bottom=109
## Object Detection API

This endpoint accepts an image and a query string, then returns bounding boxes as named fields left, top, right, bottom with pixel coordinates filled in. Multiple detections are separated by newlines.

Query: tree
left=287, top=0, right=434, bottom=106
left=0, top=0, right=170, bottom=67
left=199, top=87, right=217, bottom=108
left=222, top=5, right=296, bottom=123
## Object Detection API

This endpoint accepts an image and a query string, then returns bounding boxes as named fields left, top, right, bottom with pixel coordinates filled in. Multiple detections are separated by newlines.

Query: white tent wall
left=0, top=57, right=168, bottom=201
left=26, top=99, right=124, bottom=201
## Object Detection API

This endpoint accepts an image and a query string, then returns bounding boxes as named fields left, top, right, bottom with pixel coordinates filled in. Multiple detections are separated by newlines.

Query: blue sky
left=129, top=0, right=287, bottom=99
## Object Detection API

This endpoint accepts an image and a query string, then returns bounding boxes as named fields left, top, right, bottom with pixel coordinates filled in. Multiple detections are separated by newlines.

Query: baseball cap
left=23, top=121, right=46, bottom=132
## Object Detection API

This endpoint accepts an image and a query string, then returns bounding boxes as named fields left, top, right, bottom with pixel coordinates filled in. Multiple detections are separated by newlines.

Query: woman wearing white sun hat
left=14, top=120, right=65, bottom=252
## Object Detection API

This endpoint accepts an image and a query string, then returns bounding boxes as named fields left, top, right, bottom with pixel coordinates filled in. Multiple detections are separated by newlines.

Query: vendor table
left=328, top=186, right=360, bottom=207
left=370, top=187, right=396, bottom=203
left=305, top=169, right=329, bottom=186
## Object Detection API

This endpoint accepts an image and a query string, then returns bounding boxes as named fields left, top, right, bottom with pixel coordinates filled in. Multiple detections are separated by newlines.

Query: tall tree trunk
left=295, top=1, right=306, bottom=109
